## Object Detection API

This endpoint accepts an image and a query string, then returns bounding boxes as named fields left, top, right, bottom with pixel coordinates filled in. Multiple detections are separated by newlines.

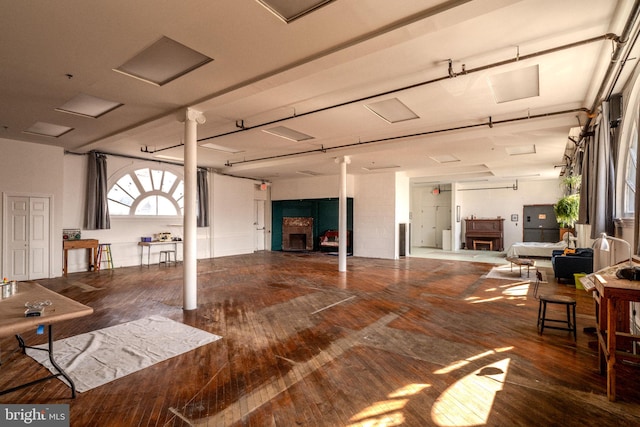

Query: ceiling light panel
left=114, top=36, right=213, bottom=86
left=263, top=126, right=314, bottom=142
left=429, top=154, right=460, bottom=163
left=365, top=98, right=419, bottom=123
left=505, top=145, right=536, bottom=155
left=488, top=65, right=540, bottom=103
left=361, top=165, right=400, bottom=171
left=56, top=93, right=123, bottom=118
left=23, top=122, right=73, bottom=138
left=257, top=0, right=334, bottom=23
left=201, top=143, right=244, bottom=154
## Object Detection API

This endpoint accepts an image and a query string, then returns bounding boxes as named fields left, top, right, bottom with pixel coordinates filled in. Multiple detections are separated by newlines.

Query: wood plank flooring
left=1, top=251, right=640, bottom=426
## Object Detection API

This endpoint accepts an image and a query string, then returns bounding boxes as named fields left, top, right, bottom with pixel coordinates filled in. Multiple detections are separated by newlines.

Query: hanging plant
left=553, top=193, right=580, bottom=228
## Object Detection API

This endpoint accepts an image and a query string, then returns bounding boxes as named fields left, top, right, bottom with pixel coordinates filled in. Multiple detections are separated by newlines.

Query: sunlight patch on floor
left=431, top=358, right=511, bottom=426
left=347, top=384, right=430, bottom=427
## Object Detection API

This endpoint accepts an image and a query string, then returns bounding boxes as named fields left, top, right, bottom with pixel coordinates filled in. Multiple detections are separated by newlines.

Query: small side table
left=506, top=257, right=535, bottom=277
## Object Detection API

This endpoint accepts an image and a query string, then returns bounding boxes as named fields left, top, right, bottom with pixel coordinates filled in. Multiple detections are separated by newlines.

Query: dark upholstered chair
left=551, top=248, right=593, bottom=282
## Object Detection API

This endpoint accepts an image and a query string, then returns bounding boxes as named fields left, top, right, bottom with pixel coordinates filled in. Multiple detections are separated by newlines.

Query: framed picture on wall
left=511, top=214, right=518, bottom=222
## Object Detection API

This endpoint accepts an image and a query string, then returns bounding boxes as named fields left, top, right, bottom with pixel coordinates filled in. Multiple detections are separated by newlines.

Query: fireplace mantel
left=282, top=217, right=313, bottom=251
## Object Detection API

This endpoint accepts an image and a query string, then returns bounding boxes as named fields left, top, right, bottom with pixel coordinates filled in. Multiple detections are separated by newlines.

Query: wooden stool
left=159, top=250, right=176, bottom=266
left=533, top=270, right=577, bottom=340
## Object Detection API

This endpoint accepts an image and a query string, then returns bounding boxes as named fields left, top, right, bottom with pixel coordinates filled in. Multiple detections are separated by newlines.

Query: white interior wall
left=211, top=173, right=255, bottom=257
left=457, top=179, right=564, bottom=250
left=353, top=172, right=397, bottom=259
left=0, top=138, right=64, bottom=278
left=270, top=174, right=354, bottom=200
left=396, top=172, right=410, bottom=258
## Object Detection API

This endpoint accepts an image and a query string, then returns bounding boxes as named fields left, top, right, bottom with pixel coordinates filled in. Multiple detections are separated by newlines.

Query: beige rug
left=483, top=264, right=545, bottom=281
left=26, top=315, right=221, bottom=392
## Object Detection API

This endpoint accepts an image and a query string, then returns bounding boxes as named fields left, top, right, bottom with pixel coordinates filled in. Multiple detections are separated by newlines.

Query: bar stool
left=97, top=243, right=113, bottom=271
left=533, top=270, right=577, bottom=340
left=159, top=250, right=176, bottom=266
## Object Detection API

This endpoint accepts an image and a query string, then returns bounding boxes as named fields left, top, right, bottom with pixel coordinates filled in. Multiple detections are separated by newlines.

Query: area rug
left=26, top=315, right=221, bottom=393
left=483, top=264, right=546, bottom=281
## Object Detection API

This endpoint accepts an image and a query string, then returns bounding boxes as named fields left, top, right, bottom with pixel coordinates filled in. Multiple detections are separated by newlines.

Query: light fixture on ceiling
left=429, top=154, right=460, bottom=163
left=296, top=170, right=322, bottom=176
left=505, top=145, right=536, bottom=156
left=361, top=165, right=400, bottom=171
left=201, top=142, right=244, bottom=154
left=263, top=126, right=314, bottom=142
left=488, top=65, right=540, bottom=103
left=23, top=122, right=73, bottom=138
left=365, top=98, right=419, bottom=123
left=256, top=0, right=334, bottom=23
left=55, top=93, right=123, bottom=118
left=113, top=36, right=213, bottom=86
left=153, top=154, right=184, bottom=161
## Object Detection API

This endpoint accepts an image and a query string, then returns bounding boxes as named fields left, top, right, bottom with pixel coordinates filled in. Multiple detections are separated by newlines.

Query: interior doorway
left=3, top=195, right=51, bottom=280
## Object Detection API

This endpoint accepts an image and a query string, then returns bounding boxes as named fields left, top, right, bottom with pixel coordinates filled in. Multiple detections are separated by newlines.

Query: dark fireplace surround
left=282, top=217, right=313, bottom=251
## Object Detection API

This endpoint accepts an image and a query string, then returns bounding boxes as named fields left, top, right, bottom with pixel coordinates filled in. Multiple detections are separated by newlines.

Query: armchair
left=551, top=248, right=594, bottom=282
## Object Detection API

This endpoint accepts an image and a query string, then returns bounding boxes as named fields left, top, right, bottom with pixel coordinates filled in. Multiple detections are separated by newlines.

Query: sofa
left=551, top=248, right=594, bottom=282
left=319, top=230, right=352, bottom=253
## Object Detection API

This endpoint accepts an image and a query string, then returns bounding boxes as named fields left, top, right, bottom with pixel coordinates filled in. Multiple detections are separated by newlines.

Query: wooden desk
left=0, top=281, right=93, bottom=397
left=63, top=239, right=99, bottom=277
left=138, top=240, right=182, bottom=266
left=592, top=265, right=640, bottom=401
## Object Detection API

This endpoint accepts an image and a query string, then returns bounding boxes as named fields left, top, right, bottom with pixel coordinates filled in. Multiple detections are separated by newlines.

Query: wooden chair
left=533, top=270, right=577, bottom=340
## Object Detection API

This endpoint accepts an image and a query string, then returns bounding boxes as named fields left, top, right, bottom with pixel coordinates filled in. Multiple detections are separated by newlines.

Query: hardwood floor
left=1, top=251, right=640, bottom=426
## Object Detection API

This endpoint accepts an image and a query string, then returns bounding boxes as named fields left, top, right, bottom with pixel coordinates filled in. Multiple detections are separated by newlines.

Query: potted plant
left=554, top=175, right=581, bottom=238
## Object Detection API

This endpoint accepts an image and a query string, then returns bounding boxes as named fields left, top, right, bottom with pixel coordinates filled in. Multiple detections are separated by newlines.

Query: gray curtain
left=85, top=151, right=111, bottom=229
left=579, top=102, right=615, bottom=238
left=197, top=168, right=209, bottom=227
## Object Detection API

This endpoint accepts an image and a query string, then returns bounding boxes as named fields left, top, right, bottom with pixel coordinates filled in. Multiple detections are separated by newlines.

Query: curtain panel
left=579, top=102, right=615, bottom=239
left=85, top=151, right=111, bottom=230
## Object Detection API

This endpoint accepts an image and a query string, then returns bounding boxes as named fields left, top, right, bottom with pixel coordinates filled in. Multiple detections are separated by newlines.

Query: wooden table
left=0, top=281, right=93, bottom=397
left=138, top=240, right=182, bottom=267
left=592, top=264, right=640, bottom=401
left=63, top=239, right=99, bottom=277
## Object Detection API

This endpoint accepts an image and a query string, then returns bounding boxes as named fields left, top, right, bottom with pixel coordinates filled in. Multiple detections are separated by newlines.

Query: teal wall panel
left=272, top=198, right=353, bottom=251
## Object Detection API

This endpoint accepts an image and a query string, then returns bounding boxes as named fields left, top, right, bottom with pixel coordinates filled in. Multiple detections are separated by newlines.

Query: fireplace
left=282, top=217, right=313, bottom=251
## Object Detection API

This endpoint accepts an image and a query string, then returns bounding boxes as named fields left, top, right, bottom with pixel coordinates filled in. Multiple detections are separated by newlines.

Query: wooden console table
left=63, top=239, right=99, bottom=277
left=464, top=218, right=504, bottom=251
left=592, top=263, right=640, bottom=401
left=0, top=281, right=93, bottom=397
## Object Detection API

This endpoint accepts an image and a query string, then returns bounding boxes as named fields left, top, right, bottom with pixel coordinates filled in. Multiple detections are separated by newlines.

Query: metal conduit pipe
left=201, top=34, right=617, bottom=144
left=581, top=0, right=640, bottom=136
left=225, top=107, right=588, bottom=166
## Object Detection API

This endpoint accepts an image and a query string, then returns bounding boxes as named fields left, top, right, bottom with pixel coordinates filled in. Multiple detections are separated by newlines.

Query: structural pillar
left=183, top=108, right=205, bottom=311
left=338, top=156, right=350, bottom=272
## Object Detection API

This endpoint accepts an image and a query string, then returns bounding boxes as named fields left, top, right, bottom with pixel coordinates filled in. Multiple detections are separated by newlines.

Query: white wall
left=271, top=175, right=354, bottom=200
left=62, top=155, right=256, bottom=273
left=0, top=138, right=64, bottom=278
left=456, top=179, right=563, bottom=250
left=396, top=172, right=410, bottom=258
left=211, top=174, right=255, bottom=257
left=353, top=172, right=397, bottom=259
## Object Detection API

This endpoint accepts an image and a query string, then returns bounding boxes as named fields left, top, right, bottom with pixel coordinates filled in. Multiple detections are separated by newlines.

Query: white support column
left=183, top=108, right=205, bottom=311
left=337, top=156, right=350, bottom=272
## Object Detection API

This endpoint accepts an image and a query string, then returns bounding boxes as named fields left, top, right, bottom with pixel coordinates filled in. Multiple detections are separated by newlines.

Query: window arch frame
left=107, top=163, right=185, bottom=218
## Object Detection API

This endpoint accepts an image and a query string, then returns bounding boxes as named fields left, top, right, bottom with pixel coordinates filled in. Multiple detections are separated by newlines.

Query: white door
left=5, top=196, right=50, bottom=280
left=254, top=200, right=265, bottom=251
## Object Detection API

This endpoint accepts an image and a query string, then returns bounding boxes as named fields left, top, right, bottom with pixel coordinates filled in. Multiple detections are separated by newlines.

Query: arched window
left=108, top=166, right=184, bottom=216
left=624, top=119, right=637, bottom=217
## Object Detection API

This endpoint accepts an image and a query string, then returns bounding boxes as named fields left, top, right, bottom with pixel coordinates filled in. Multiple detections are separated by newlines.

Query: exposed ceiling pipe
left=581, top=0, right=640, bottom=136
left=225, top=107, right=587, bottom=166
left=200, top=34, right=615, bottom=144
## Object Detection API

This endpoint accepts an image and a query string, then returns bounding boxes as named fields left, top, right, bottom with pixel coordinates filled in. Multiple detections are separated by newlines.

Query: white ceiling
left=1, top=0, right=638, bottom=185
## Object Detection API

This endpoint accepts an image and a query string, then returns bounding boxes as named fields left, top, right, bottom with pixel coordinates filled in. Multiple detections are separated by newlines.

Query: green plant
left=553, top=193, right=580, bottom=228
left=560, top=175, right=581, bottom=196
